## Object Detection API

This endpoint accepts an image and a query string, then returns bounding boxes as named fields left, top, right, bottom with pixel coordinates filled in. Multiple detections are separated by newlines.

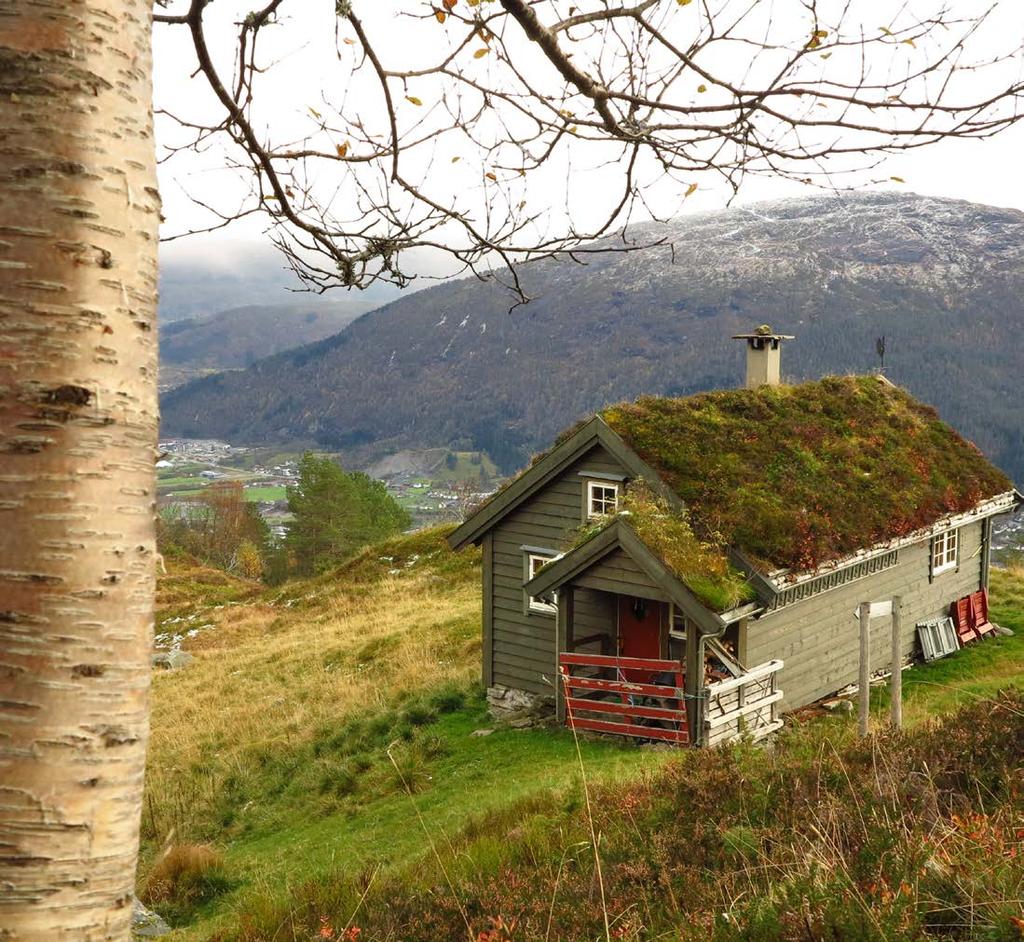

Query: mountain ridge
left=161, top=192, right=1024, bottom=481
left=159, top=299, right=374, bottom=389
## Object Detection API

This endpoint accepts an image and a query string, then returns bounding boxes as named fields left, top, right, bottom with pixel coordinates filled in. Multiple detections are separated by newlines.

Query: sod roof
left=599, top=375, right=1014, bottom=574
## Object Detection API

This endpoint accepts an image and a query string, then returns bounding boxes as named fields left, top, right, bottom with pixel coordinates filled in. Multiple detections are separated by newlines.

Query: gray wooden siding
left=745, top=521, right=985, bottom=710
left=489, top=444, right=627, bottom=694
left=575, top=548, right=663, bottom=600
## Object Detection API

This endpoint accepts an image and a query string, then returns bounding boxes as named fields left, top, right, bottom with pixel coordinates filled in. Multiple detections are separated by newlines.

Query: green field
left=241, top=485, right=288, bottom=502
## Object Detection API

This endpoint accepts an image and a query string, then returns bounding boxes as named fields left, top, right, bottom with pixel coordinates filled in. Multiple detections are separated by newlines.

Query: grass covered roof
left=600, top=376, right=1014, bottom=574
left=559, top=484, right=756, bottom=613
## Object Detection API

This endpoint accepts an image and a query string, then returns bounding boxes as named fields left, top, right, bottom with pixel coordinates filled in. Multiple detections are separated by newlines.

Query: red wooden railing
left=558, top=652, right=688, bottom=745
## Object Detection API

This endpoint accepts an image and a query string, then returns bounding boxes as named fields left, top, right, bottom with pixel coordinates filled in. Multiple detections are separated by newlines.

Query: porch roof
left=523, top=517, right=759, bottom=634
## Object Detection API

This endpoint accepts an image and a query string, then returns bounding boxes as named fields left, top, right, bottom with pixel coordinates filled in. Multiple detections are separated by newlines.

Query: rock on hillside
left=160, top=192, right=1024, bottom=481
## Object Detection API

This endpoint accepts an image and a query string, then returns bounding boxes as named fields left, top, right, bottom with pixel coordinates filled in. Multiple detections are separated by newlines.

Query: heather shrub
left=222, top=691, right=1024, bottom=942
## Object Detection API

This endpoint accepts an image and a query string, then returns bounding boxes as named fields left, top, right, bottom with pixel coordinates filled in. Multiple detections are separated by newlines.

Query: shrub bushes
left=222, top=691, right=1024, bottom=942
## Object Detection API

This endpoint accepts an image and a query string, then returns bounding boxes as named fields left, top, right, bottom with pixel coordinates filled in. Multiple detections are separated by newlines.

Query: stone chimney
left=731, top=325, right=794, bottom=389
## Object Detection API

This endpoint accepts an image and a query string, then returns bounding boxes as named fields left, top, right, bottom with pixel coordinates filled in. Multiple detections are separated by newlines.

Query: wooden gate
left=558, top=652, right=688, bottom=744
left=704, top=659, right=784, bottom=746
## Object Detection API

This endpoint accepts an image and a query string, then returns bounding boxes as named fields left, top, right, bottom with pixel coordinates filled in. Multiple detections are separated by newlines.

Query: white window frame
left=525, top=552, right=557, bottom=615
left=931, top=528, right=959, bottom=576
left=586, top=480, right=619, bottom=518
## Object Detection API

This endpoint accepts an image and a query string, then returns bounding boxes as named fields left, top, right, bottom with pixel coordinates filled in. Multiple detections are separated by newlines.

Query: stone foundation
left=486, top=684, right=556, bottom=728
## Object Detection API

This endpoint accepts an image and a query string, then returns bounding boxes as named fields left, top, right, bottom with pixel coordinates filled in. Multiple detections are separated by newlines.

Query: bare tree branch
left=155, top=0, right=1024, bottom=301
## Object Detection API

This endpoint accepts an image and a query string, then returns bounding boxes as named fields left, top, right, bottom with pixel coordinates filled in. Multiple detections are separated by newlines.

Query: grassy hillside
left=144, top=529, right=664, bottom=938
left=144, top=541, right=1024, bottom=940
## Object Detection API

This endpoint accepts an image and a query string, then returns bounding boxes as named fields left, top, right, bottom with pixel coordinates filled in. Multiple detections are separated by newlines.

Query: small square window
left=526, top=552, right=557, bottom=614
left=931, top=529, right=958, bottom=576
left=587, top=481, right=619, bottom=518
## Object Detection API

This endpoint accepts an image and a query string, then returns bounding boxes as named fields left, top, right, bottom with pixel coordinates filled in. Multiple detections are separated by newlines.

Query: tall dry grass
left=144, top=530, right=481, bottom=851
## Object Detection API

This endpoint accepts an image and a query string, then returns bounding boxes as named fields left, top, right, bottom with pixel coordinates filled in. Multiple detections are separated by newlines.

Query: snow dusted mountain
left=160, top=192, right=1024, bottom=481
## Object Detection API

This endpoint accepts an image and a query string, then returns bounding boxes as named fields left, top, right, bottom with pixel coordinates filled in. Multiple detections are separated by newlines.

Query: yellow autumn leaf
left=474, top=47, right=489, bottom=58
left=890, top=176, right=905, bottom=183
left=336, top=141, right=349, bottom=158
left=697, top=84, right=707, bottom=93
left=435, top=9, right=445, bottom=23
left=485, top=172, right=497, bottom=181
left=406, top=95, right=422, bottom=106
left=676, top=0, right=693, bottom=5
left=902, top=38, right=915, bottom=48
left=685, top=182, right=698, bottom=198
left=451, top=156, right=461, bottom=163
left=308, top=106, right=322, bottom=119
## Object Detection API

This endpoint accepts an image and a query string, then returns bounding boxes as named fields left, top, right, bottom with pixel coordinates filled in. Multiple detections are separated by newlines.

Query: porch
left=557, top=643, right=783, bottom=748
left=523, top=520, right=782, bottom=747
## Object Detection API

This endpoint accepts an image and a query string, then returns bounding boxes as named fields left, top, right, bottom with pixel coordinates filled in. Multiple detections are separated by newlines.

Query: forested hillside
left=161, top=193, right=1024, bottom=481
left=159, top=300, right=373, bottom=389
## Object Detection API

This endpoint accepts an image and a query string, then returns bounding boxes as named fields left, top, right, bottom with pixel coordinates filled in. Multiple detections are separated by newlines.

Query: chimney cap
left=732, top=324, right=795, bottom=342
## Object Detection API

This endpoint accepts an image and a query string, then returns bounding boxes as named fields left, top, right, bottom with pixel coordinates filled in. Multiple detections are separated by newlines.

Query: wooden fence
left=704, top=659, right=784, bottom=746
left=558, top=652, right=689, bottom=745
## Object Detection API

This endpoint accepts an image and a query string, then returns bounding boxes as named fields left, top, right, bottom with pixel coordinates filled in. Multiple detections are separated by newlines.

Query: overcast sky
left=154, top=1, right=1024, bottom=282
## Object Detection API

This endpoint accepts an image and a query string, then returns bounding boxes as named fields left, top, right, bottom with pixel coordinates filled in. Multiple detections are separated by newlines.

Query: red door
left=618, top=596, right=663, bottom=680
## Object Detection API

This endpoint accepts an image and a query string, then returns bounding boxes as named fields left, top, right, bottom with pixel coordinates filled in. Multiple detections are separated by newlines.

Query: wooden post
left=890, top=596, right=903, bottom=729
left=555, top=587, right=573, bottom=724
left=685, top=622, right=701, bottom=746
left=858, top=602, right=871, bottom=738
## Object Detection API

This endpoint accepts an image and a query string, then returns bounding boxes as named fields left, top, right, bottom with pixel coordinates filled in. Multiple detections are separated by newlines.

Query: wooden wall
left=575, top=548, right=663, bottom=600
left=745, top=520, right=985, bottom=710
left=488, top=445, right=625, bottom=694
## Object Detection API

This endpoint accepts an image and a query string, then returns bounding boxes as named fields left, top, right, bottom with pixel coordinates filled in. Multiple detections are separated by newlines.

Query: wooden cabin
left=448, top=332, right=1021, bottom=747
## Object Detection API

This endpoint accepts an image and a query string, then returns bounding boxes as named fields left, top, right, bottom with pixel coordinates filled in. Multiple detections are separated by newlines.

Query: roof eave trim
left=522, top=522, right=620, bottom=598
left=446, top=417, right=604, bottom=551
left=524, top=519, right=728, bottom=635
left=762, top=489, right=1020, bottom=591
left=447, top=416, right=671, bottom=551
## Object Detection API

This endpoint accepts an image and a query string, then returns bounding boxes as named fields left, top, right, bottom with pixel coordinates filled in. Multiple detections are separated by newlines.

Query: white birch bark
left=0, top=0, right=159, bottom=938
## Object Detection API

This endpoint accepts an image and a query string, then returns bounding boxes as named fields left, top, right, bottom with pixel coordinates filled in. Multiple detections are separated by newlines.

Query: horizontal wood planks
left=489, top=444, right=626, bottom=694
left=574, top=548, right=664, bottom=599
left=560, top=651, right=688, bottom=745
left=746, top=522, right=985, bottom=709
left=568, top=717, right=689, bottom=744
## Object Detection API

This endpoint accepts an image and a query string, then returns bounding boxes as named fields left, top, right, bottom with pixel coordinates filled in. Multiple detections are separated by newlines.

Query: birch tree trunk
left=0, top=0, right=159, bottom=938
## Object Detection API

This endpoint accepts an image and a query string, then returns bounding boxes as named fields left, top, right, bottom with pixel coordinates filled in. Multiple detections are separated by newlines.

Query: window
left=587, top=480, right=619, bottom=518
left=526, top=552, right=557, bottom=614
left=931, top=528, right=958, bottom=576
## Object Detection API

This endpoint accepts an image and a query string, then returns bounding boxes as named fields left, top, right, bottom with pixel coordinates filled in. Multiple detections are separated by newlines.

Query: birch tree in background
left=0, top=0, right=159, bottom=939
left=1, top=1, right=1024, bottom=940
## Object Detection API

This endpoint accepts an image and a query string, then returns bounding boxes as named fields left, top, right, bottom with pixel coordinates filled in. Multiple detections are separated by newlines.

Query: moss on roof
left=563, top=484, right=755, bottom=613
left=601, top=375, right=1013, bottom=573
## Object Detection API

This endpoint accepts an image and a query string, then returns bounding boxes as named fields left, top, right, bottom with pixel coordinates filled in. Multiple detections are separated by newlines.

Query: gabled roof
left=452, top=375, right=1017, bottom=575
left=522, top=517, right=758, bottom=629
left=447, top=416, right=670, bottom=551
